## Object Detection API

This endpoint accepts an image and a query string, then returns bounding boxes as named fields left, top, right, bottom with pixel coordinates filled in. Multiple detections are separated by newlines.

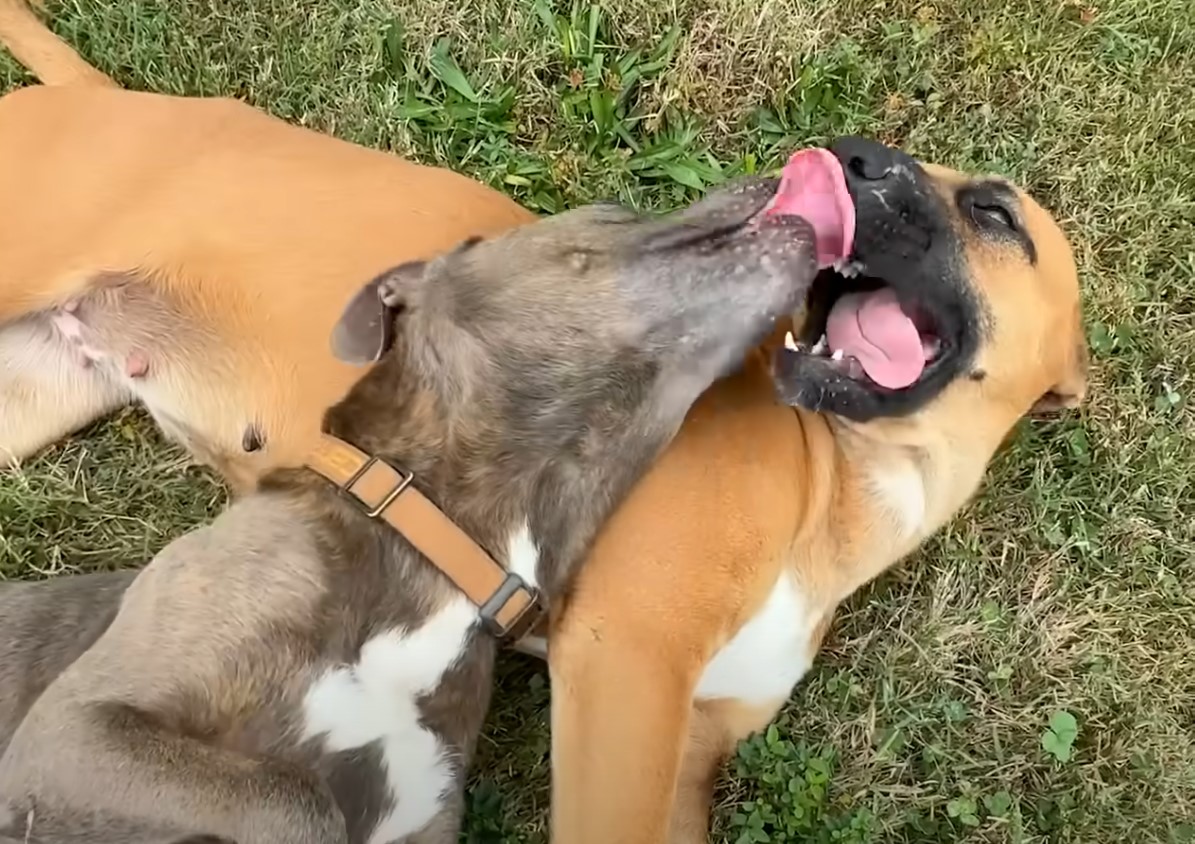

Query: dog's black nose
left=830, top=136, right=901, bottom=182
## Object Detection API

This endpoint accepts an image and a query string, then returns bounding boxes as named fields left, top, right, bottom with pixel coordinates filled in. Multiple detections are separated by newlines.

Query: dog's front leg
left=548, top=606, right=702, bottom=844
left=0, top=698, right=347, bottom=844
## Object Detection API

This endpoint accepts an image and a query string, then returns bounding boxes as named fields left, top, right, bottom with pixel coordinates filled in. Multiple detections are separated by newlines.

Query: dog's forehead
left=433, top=220, right=634, bottom=333
left=444, top=210, right=631, bottom=295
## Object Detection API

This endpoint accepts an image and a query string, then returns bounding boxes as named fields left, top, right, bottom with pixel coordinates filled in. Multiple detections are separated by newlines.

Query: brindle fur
left=0, top=183, right=818, bottom=843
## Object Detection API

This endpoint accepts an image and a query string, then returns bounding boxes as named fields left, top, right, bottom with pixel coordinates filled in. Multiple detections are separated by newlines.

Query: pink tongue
left=765, top=148, right=856, bottom=268
left=825, top=288, right=926, bottom=389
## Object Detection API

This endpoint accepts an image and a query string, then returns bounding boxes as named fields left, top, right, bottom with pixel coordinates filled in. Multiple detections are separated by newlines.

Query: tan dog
left=0, top=4, right=1087, bottom=841
left=545, top=156, right=1088, bottom=841
left=547, top=156, right=1089, bottom=836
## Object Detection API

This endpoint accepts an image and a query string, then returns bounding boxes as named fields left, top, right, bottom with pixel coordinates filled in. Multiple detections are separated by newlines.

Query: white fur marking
left=506, top=520, right=540, bottom=590
left=303, top=597, right=478, bottom=843
left=694, top=571, right=819, bottom=705
left=868, top=460, right=926, bottom=539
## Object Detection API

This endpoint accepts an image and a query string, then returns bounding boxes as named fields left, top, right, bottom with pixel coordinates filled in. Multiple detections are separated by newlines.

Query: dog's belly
left=302, top=596, right=479, bottom=844
left=693, top=570, right=821, bottom=705
left=28, top=281, right=279, bottom=487
left=0, top=316, right=132, bottom=464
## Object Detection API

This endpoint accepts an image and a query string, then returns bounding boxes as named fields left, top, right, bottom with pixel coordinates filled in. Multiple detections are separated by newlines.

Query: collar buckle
left=339, top=454, right=415, bottom=519
left=478, top=572, right=545, bottom=641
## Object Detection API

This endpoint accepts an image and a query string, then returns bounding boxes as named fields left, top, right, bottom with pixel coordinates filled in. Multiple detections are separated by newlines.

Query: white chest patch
left=694, top=571, right=819, bottom=705
left=302, top=596, right=478, bottom=844
left=868, top=459, right=926, bottom=540
left=505, top=520, right=540, bottom=590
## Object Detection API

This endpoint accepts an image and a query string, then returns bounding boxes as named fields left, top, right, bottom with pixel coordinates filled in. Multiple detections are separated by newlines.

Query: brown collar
left=305, top=433, right=544, bottom=641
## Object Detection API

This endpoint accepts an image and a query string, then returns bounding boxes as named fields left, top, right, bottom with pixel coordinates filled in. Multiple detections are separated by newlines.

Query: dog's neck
left=306, top=350, right=672, bottom=608
left=792, top=401, right=1022, bottom=606
left=314, top=356, right=545, bottom=591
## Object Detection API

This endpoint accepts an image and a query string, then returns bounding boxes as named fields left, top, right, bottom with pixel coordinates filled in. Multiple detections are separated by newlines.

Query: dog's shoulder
left=125, top=492, right=328, bottom=624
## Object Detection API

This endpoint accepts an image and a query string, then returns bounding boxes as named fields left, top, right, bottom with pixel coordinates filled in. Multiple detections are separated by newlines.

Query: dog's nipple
left=125, top=350, right=150, bottom=379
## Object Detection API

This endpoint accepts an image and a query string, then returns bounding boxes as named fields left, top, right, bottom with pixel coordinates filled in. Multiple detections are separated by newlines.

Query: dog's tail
left=0, top=0, right=116, bottom=86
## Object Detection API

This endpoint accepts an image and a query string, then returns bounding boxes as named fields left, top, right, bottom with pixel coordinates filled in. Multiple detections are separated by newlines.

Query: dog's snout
left=830, top=136, right=904, bottom=183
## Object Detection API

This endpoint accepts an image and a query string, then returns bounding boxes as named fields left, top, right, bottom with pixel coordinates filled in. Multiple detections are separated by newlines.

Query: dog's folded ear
left=331, top=261, right=428, bottom=364
left=1030, top=336, right=1089, bottom=417
left=1030, top=387, right=1083, bottom=416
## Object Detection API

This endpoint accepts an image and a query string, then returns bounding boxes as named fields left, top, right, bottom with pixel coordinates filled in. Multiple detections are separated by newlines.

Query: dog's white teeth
left=811, top=335, right=828, bottom=356
left=831, top=348, right=845, bottom=361
left=832, top=258, right=863, bottom=278
left=784, top=330, right=799, bottom=351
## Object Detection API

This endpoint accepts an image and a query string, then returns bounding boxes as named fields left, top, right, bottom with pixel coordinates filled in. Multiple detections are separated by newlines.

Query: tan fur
left=0, top=6, right=1086, bottom=840
left=0, top=81, right=535, bottom=490
left=548, top=169, right=1087, bottom=841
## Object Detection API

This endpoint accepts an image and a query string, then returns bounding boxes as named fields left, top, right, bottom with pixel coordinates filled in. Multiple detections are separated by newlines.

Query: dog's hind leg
left=0, top=707, right=349, bottom=844
left=0, top=570, right=136, bottom=756
left=0, top=0, right=118, bottom=87
left=0, top=317, right=131, bottom=467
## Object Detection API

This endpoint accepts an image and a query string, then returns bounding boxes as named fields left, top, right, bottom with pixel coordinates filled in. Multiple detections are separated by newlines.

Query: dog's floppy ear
left=1030, top=337, right=1089, bottom=417
left=331, top=261, right=428, bottom=365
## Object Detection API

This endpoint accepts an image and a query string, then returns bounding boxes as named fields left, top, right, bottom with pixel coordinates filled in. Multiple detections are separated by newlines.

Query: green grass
left=2, top=0, right=1194, bottom=841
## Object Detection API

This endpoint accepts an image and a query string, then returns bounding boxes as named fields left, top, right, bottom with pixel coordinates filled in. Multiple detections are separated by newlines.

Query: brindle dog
left=0, top=182, right=819, bottom=843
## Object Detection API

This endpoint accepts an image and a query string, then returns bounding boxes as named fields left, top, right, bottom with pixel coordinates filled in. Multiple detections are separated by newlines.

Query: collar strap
left=305, top=434, right=544, bottom=642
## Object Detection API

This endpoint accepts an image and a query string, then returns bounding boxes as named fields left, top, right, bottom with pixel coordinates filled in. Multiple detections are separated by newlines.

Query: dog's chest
left=694, top=571, right=821, bottom=705
left=301, top=596, right=479, bottom=843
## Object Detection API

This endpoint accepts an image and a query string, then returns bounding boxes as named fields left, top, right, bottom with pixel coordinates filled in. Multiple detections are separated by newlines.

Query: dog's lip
left=774, top=333, right=953, bottom=392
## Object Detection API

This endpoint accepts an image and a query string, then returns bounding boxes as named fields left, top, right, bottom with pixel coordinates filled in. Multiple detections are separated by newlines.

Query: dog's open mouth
left=782, top=270, right=946, bottom=391
left=762, top=148, right=948, bottom=394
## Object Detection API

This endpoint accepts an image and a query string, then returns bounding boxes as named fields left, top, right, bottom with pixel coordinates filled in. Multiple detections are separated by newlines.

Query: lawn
left=1, top=0, right=1193, bottom=841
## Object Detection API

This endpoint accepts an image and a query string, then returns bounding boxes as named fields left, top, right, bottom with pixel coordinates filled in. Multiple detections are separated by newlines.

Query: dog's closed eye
left=969, top=202, right=1016, bottom=232
left=958, top=183, right=1037, bottom=263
